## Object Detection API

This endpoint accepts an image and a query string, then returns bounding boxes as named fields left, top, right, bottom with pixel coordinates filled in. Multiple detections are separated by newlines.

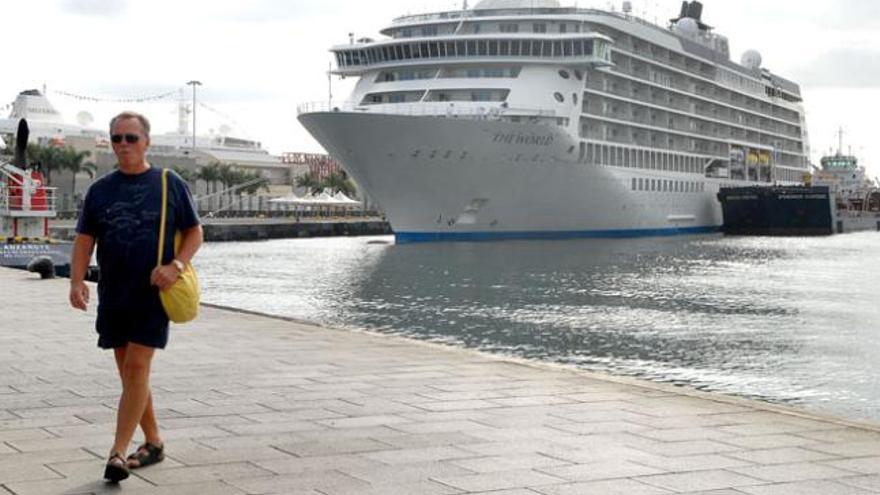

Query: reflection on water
left=196, top=233, right=880, bottom=423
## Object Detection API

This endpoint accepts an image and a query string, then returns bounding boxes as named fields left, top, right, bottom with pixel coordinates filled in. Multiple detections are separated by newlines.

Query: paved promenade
left=2, top=267, right=880, bottom=495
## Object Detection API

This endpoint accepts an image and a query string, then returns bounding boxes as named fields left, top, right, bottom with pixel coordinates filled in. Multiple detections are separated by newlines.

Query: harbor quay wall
left=200, top=218, right=392, bottom=242
left=50, top=218, right=392, bottom=242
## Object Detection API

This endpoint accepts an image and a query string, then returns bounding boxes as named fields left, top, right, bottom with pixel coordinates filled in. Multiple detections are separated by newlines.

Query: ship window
left=531, top=41, right=542, bottom=56
left=488, top=41, right=498, bottom=56
left=651, top=179, right=657, bottom=191
left=573, top=41, right=583, bottom=56
left=500, top=23, right=519, bottom=33
left=467, top=40, right=476, bottom=55
left=499, top=40, right=509, bottom=56
left=421, top=25, right=438, bottom=36
left=638, top=177, right=643, bottom=190
left=564, top=41, right=573, bottom=56
left=559, top=70, right=570, bottom=79
left=419, top=43, right=429, bottom=58
left=446, top=41, right=455, bottom=56
left=510, top=40, right=521, bottom=56
left=632, top=178, right=637, bottom=190
left=438, top=42, right=447, bottom=57
left=478, top=40, right=487, bottom=56
left=402, top=44, right=412, bottom=59
left=429, top=42, right=438, bottom=57
left=610, top=147, right=617, bottom=166
left=554, top=92, right=564, bottom=103
left=542, top=42, right=552, bottom=57
left=394, top=45, right=403, bottom=60
left=456, top=41, right=466, bottom=56
left=533, top=23, right=547, bottom=33
left=553, top=41, right=562, bottom=56
left=584, top=40, right=593, bottom=55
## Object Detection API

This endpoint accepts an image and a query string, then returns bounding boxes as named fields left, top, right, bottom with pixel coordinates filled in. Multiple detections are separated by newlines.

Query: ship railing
left=0, top=183, right=59, bottom=215
left=297, top=101, right=556, bottom=120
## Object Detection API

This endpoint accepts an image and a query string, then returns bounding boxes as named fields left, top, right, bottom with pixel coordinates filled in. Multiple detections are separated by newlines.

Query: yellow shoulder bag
left=157, top=168, right=200, bottom=323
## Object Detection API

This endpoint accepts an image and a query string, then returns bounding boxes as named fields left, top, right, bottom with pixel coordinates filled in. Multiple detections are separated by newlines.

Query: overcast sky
left=3, top=0, right=880, bottom=178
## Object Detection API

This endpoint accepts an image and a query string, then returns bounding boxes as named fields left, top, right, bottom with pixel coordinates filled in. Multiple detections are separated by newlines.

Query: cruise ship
left=298, top=0, right=811, bottom=242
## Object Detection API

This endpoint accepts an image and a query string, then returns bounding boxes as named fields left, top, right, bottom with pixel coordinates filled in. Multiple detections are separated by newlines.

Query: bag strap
left=156, top=168, right=168, bottom=267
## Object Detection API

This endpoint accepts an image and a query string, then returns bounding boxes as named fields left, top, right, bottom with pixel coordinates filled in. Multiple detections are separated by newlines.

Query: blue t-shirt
left=76, top=167, right=200, bottom=313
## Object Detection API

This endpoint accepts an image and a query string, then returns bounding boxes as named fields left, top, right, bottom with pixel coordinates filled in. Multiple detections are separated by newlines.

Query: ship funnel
left=14, top=119, right=29, bottom=169
left=678, top=1, right=688, bottom=18
left=687, top=1, right=703, bottom=21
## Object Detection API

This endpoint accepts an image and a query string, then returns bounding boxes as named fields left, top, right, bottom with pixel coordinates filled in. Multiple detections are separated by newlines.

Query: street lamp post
left=186, top=80, right=202, bottom=151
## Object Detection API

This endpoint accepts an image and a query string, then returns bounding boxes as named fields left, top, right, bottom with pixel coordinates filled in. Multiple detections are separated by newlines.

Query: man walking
left=69, top=111, right=202, bottom=482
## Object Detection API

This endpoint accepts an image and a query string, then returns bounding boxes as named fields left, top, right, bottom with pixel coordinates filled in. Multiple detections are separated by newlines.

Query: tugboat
left=717, top=132, right=880, bottom=236
left=1, top=119, right=73, bottom=276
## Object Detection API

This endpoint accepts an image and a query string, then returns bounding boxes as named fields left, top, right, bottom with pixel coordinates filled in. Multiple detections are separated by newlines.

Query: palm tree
left=196, top=162, right=222, bottom=195
left=239, top=170, right=269, bottom=195
left=26, top=144, right=65, bottom=186
left=170, top=165, right=197, bottom=185
left=295, top=171, right=323, bottom=193
left=324, top=171, right=357, bottom=197
left=62, top=147, right=97, bottom=195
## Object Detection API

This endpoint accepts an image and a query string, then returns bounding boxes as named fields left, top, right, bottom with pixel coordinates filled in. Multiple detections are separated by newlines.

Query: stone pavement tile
left=675, top=491, right=752, bottom=495
left=315, top=415, right=413, bottom=429
left=794, top=428, right=880, bottom=444
left=632, top=453, right=753, bottom=472
left=135, top=461, right=274, bottom=485
left=533, top=478, right=673, bottom=495
left=418, top=400, right=502, bottom=412
left=156, top=414, right=254, bottom=430
left=0, top=430, right=53, bottom=444
left=193, top=432, right=307, bottom=450
left=637, top=427, right=734, bottom=442
left=225, top=470, right=369, bottom=494
left=725, top=447, right=840, bottom=465
left=118, top=480, right=250, bottom=495
left=460, top=440, right=581, bottom=457
left=7, top=435, right=110, bottom=453
left=717, top=422, right=829, bottom=437
left=254, top=453, right=385, bottom=475
left=343, top=460, right=475, bottom=485
left=215, top=420, right=326, bottom=436
left=632, top=439, right=743, bottom=457
left=165, top=444, right=292, bottom=466
left=373, top=432, right=486, bottom=449
left=823, top=456, right=880, bottom=475
left=839, top=475, right=880, bottom=491
left=738, top=479, right=878, bottom=495
left=362, top=446, right=478, bottom=465
left=538, top=460, right=664, bottom=482
left=806, top=441, right=880, bottom=457
left=548, top=420, right=650, bottom=436
left=0, top=463, right=61, bottom=485
left=4, top=459, right=154, bottom=495
left=449, top=453, right=571, bottom=474
left=714, top=434, right=822, bottom=450
left=550, top=408, right=655, bottom=424
left=540, top=446, right=657, bottom=465
left=332, top=480, right=463, bottom=495
left=241, top=409, right=347, bottom=423
left=636, top=470, right=767, bottom=492
left=432, top=469, right=566, bottom=492
left=488, top=396, right=577, bottom=408
left=731, top=462, right=857, bottom=483
left=274, top=438, right=395, bottom=457
left=294, top=425, right=404, bottom=443
left=0, top=416, right=88, bottom=432
left=390, top=420, right=496, bottom=435
left=417, top=390, right=510, bottom=402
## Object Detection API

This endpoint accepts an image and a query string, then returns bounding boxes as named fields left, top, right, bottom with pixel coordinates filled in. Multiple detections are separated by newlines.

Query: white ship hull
left=300, top=111, right=724, bottom=242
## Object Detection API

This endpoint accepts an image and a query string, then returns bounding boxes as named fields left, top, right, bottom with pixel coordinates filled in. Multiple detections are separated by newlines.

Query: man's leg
left=113, top=346, right=162, bottom=447
left=111, top=343, right=157, bottom=456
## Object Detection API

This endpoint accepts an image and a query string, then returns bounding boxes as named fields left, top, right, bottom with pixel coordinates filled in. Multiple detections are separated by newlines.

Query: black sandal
left=127, top=442, right=165, bottom=469
left=104, top=452, right=129, bottom=482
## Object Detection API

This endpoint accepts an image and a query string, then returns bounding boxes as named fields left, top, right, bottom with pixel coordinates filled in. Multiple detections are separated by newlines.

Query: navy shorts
left=96, top=294, right=169, bottom=349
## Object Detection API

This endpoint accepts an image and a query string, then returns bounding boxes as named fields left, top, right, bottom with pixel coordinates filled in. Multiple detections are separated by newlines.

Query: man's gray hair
left=109, top=111, right=151, bottom=137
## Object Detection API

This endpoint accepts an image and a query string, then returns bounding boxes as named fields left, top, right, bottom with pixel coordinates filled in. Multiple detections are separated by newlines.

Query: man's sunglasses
left=111, top=134, right=140, bottom=144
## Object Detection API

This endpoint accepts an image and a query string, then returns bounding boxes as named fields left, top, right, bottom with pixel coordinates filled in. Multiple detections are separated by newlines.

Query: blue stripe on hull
left=395, top=226, right=720, bottom=243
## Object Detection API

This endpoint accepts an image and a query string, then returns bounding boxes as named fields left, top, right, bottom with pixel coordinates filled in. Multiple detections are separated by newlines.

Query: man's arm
left=69, top=234, right=95, bottom=311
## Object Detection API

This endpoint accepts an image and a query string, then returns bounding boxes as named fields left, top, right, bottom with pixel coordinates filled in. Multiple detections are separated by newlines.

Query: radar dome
left=741, top=50, right=762, bottom=70
left=76, top=111, right=94, bottom=127
left=674, top=17, right=699, bottom=37
left=473, top=0, right=560, bottom=9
